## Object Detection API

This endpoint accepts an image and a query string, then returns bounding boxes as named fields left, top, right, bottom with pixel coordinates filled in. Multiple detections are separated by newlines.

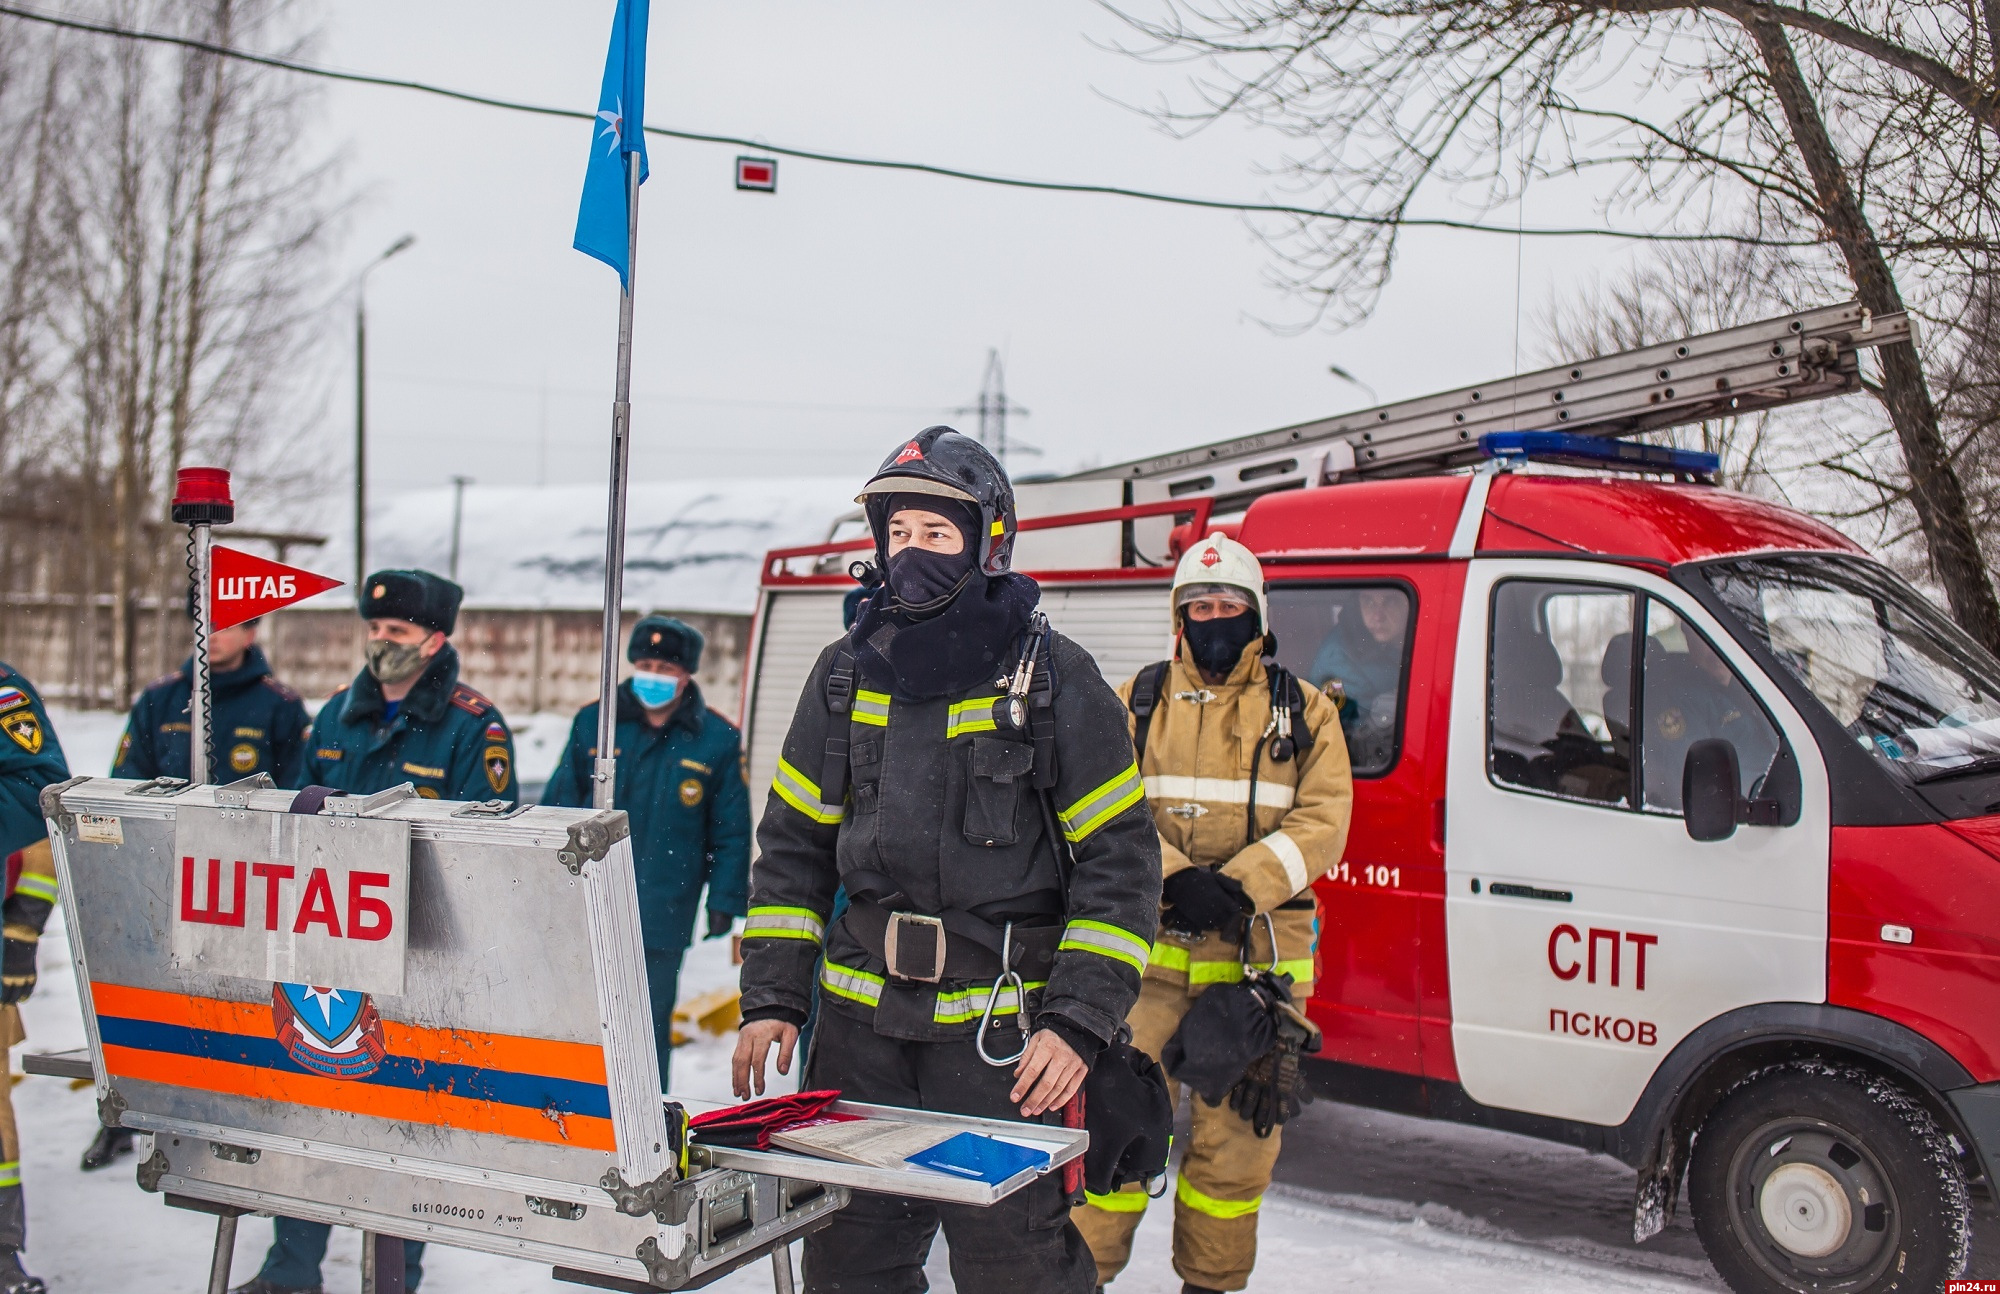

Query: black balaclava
left=881, top=493, right=980, bottom=616
left=1182, top=610, right=1263, bottom=679
left=851, top=492, right=1038, bottom=701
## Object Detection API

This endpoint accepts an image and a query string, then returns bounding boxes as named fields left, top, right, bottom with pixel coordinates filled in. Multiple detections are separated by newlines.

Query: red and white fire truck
left=741, top=302, right=2000, bottom=1294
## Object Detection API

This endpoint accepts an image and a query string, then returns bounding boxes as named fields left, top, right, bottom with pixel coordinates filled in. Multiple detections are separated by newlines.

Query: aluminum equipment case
left=42, top=772, right=852, bottom=1291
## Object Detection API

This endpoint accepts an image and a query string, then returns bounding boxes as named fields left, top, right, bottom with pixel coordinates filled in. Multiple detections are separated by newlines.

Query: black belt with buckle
left=845, top=897, right=1062, bottom=983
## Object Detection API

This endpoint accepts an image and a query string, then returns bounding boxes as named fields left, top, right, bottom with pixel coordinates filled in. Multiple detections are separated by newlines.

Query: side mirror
left=1683, top=739, right=1741, bottom=842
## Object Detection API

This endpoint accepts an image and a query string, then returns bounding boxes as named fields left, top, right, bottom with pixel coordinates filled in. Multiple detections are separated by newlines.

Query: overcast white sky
left=296, top=0, right=1642, bottom=530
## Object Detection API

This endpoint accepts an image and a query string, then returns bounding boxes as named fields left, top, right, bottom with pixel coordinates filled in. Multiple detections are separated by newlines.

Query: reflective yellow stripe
left=1084, top=1189, right=1150, bottom=1213
left=1176, top=1175, right=1260, bottom=1219
left=852, top=689, right=891, bottom=728
left=1147, top=942, right=1312, bottom=985
left=773, top=757, right=845, bottom=825
left=819, top=960, right=884, bottom=1008
left=743, top=906, right=825, bottom=943
left=1059, top=763, right=1145, bottom=843
left=932, top=979, right=1046, bottom=1024
left=1058, top=920, right=1150, bottom=975
left=945, top=696, right=1001, bottom=739
left=12, top=873, right=56, bottom=903
left=0, top=1160, right=19, bottom=1188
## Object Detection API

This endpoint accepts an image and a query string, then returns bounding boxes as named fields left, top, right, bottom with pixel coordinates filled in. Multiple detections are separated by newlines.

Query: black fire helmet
left=855, top=426, right=1017, bottom=577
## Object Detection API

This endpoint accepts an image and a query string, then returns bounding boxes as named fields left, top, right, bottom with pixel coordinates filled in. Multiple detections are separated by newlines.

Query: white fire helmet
left=1171, top=532, right=1268, bottom=629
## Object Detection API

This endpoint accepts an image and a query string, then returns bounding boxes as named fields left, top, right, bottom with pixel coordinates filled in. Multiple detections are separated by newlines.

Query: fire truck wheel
left=1688, top=1062, right=1969, bottom=1294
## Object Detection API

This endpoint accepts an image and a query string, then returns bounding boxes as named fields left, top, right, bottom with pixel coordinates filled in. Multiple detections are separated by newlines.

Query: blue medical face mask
left=631, top=672, right=681, bottom=709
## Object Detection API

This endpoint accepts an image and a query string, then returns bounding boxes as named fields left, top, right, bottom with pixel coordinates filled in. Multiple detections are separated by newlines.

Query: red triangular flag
left=209, top=545, right=344, bottom=630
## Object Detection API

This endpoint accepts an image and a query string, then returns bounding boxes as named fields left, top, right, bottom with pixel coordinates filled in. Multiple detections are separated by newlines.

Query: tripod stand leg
left=205, top=1211, right=238, bottom=1294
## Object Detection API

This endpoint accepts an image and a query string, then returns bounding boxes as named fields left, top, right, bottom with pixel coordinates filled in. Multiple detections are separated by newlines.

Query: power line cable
left=0, top=2, right=1817, bottom=247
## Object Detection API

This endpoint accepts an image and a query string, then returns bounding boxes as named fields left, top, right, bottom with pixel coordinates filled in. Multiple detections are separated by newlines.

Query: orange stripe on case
left=89, top=982, right=607, bottom=1085
left=99, top=1045, right=618, bottom=1152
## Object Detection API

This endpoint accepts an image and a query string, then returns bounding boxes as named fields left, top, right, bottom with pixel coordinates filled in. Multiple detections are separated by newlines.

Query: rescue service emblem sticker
left=272, top=983, right=386, bottom=1080
left=1657, top=708, right=1687, bottom=740
left=485, top=745, right=510, bottom=793
left=894, top=440, right=924, bottom=464
left=230, top=743, right=258, bottom=773
left=2, top=710, right=42, bottom=754
left=679, top=777, right=705, bottom=807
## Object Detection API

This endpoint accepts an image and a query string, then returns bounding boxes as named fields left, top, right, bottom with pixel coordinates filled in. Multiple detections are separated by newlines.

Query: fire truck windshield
left=1701, top=554, right=2000, bottom=783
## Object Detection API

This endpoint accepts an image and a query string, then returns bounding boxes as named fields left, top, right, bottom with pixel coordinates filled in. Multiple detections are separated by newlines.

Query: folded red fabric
left=688, top=1089, right=844, bottom=1149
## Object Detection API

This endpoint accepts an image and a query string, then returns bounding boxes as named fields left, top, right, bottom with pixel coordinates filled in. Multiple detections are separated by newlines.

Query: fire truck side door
left=1442, top=559, right=1830, bottom=1126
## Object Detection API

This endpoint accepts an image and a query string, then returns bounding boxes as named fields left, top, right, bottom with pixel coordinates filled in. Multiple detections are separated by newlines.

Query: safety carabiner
left=1241, top=911, right=1280, bottom=979
left=975, top=921, right=1031, bottom=1067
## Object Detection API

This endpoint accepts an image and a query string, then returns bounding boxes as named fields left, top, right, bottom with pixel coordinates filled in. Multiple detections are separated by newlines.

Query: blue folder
left=905, top=1132, right=1051, bottom=1184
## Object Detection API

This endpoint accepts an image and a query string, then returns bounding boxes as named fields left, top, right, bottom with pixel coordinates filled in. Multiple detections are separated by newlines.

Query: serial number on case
left=411, top=1202, right=487, bottom=1220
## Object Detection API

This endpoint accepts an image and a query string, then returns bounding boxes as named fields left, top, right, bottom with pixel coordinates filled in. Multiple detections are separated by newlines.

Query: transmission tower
left=955, top=349, right=1036, bottom=466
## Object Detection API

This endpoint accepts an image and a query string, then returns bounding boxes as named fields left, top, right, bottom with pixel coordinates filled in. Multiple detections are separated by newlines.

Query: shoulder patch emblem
left=229, top=743, right=258, bottom=773
left=0, top=687, right=29, bottom=714
left=484, top=745, right=511, bottom=794
left=2, top=710, right=43, bottom=754
left=679, top=777, right=705, bottom=807
left=485, top=720, right=508, bottom=743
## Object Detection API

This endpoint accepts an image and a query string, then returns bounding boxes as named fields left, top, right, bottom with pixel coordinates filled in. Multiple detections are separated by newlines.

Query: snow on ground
left=14, top=918, right=1726, bottom=1293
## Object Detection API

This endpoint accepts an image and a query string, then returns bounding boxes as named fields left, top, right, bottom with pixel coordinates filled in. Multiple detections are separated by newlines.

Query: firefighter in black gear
left=735, top=427, right=1162, bottom=1294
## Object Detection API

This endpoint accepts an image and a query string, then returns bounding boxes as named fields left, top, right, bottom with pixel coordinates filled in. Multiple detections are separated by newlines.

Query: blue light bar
left=1479, top=431, right=1720, bottom=477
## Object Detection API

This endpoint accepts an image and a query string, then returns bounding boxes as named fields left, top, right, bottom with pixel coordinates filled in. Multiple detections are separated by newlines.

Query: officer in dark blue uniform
left=111, top=613, right=311, bottom=790
left=0, top=665, right=69, bottom=1294
left=300, top=569, right=517, bottom=803
left=544, top=615, right=749, bottom=1086
left=235, top=569, right=513, bottom=1294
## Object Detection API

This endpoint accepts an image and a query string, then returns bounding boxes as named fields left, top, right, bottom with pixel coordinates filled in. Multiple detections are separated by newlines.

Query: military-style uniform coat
left=113, top=647, right=311, bottom=787
left=741, top=631, right=1162, bottom=1048
left=1120, top=642, right=1353, bottom=993
left=304, top=645, right=517, bottom=801
left=0, top=667, right=67, bottom=859
left=543, top=680, right=750, bottom=950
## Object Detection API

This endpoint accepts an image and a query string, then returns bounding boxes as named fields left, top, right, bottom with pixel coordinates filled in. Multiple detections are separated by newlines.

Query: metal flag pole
left=593, top=149, right=642, bottom=811
left=171, top=468, right=234, bottom=786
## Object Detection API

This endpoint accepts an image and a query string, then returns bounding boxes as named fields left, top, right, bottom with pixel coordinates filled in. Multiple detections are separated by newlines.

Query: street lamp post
left=355, top=234, right=416, bottom=589
left=448, top=475, right=473, bottom=581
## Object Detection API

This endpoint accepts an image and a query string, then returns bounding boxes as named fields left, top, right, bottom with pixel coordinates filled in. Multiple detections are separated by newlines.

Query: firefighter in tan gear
left=1074, top=534, right=1351, bottom=1294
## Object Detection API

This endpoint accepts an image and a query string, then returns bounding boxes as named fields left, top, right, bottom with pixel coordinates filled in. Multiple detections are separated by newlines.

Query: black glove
left=1, top=930, right=37, bottom=1005
left=1161, top=866, right=1251, bottom=936
left=1226, top=985, right=1322, bottom=1137
left=705, top=909, right=734, bottom=940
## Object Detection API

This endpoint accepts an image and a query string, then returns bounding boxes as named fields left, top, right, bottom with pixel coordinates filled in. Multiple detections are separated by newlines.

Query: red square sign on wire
left=736, top=155, right=777, bottom=192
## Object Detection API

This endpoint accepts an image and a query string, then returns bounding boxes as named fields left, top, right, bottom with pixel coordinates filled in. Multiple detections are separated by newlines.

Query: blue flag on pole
left=574, top=0, right=651, bottom=288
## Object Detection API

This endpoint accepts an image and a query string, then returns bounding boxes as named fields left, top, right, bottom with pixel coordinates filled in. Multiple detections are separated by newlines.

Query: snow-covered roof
left=298, top=477, right=861, bottom=614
